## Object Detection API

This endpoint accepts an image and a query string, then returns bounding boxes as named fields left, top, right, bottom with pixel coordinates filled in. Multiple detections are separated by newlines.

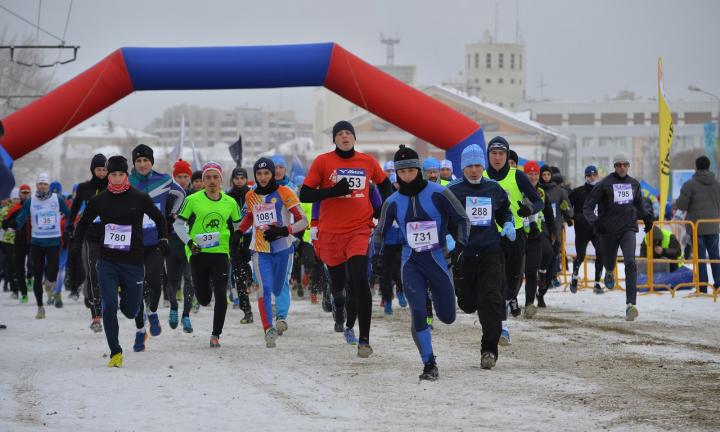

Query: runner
left=299, top=120, right=392, bottom=357
left=72, top=155, right=168, bottom=367
left=0, top=189, right=19, bottom=297
left=539, top=165, right=573, bottom=289
left=129, top=144, right=185, bottom=350
left=568, top=165, right=605, bottom=294
left=482, top=136, right=543, bottom=345
left=583, top=153, right=653, bottom=321
left=165, top=159, right=197, bottom=333
left=191, top=170, right=204, bottom=191
left=14, top=172, right=71, bottom=318
left=439, top=159, right=456, bottom=183
left=174, top=162, right=240, bottom=347
left=374, top=144, right=469, bottom=380
left=447, top=144, right=513, bottom=369
left=66, top=153, right=108, bottom=332
left=521, top=161, right=556, bottom=317
left=2, top=184, right=32, bottom=304
left=236, top=157, right=308, bottom=348
left=227, top=166, right=253, bottom=324
left=422, top=157, right=443, bottom=185
left=375, top=172, right=406, bottom=316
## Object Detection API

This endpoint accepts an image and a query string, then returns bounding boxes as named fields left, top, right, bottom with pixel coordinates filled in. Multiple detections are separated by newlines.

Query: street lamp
left=688, top=85, right=720, bottom=168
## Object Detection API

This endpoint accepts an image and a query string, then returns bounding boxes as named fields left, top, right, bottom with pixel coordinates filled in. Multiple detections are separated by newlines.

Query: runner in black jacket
left=568, top=165, right=604, bottom=294
left=226, top=167, right=254, bottom=324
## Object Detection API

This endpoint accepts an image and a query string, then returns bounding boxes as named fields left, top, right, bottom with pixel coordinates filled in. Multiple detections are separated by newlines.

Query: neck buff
left=397, top=168, right=428, bottom=196
left=35, top=190, right=52, bottom=200
left=108, top=178, right=131, bottom=194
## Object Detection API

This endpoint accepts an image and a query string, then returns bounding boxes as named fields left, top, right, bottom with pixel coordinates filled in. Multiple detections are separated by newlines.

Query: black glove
left=643, top=215, right=654, bottom=234
left=517, top=200, right=533, bottom=217
left=187, top=239, right=201, bottom=255
left=528, top=223, right=540, bottom=239
left=263, top=225, right=289, bottom=242
left=329, top=178, right=351, bottom=198
left=230, top=231, right=242, bottom=256
left=158, top=238, right=170, bottom=257
left=448, top=242, right=465, bottom=269
left=371, top=254, right=384, bottom=276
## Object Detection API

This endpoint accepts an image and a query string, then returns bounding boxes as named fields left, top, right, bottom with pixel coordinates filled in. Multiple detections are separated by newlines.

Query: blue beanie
left=584, top=165, right=598, bottom=176
left=422, top=157, right=441, bottom=171
left=270, top=155, right=286, bottom=168
left=461, top=144, right=487, bottom=170
left=50, top=181, right=63, bottom=195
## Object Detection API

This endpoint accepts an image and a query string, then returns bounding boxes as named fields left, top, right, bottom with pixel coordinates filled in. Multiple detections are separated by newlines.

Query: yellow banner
left=658, top=58, right=674, bottom=221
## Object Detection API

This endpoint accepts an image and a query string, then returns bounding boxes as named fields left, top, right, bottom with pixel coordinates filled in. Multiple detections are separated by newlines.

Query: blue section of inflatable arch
left=121, top=43, right=335, bottom=90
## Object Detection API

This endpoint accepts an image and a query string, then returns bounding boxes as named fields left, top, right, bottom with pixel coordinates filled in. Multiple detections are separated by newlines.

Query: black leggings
left=525, top=234, right=554, bottom=305
left=328, top=255, right=372, bottom=344
left=82, top=240, right=102, bottom=319
left=135, top=245, right=165, bottom=329
left=14, top=244, right=30, bottom=297
left=30, top=245, right=60, bottom=306
left=501, top=229, right=527, bottom=302
left=230, top=247, right=252, bottom=315
left=573, top=228, right=603, bottom=282
left=379, top=244, right=403, bottom=302
left=166, top=234, right=195, bottom=317
left=190, top=252, right=230, bottom=336
left=1, top=243, right=18, bottom=294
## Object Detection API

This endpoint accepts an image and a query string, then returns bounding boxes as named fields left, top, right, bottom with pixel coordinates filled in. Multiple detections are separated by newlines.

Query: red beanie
left=173, top=159, right=192, bottom=178
left=19, top=184, right=31, bottom=192
left=524, top=161, right=540, bottom=174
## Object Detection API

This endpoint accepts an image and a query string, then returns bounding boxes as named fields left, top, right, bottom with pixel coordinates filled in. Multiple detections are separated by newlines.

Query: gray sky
left=2, top=0, right=719, bottom=131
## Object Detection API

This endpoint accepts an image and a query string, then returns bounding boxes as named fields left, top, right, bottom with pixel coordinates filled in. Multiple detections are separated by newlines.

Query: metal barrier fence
left=559, top=219, right=719, bottom=302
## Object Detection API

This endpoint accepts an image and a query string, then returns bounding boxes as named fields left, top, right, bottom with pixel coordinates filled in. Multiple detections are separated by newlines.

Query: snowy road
left=1, top=287, right=719, bottom=431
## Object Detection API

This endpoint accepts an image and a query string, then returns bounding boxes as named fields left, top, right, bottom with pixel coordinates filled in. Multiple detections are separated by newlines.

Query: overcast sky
left=2, top=0, right=719, bottom=132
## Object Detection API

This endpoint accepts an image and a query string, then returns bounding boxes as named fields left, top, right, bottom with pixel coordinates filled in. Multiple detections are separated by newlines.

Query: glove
left=158, top=238, right=170, bottom=257
left=448, top=242, right=465, bottom=269
left=371, top=254, right=384, bottom=276
left=263, top=225, right=289, bottom=242
left=230, top=231, right=242, bottom=256
left=330, top=178, right=351, bottom=197
left=501, top=222, right=516, bottom=241
left=187, top=239, right=201, bottom=255
left=559, top=200, right=570, bottom=212
left=517, top=201, right=533, bottom=217
left=643, top=215, right=654, bottom=234
left=528, top=223, right=540, bottom=239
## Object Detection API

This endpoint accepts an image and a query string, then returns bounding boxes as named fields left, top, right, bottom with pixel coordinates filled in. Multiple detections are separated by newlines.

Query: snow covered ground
left=1, top=284, right=719, bottom=432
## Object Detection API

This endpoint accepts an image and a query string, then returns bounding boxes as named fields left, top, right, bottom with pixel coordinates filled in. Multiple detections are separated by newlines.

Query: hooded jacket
left=676, top=170, right=720, bottom=235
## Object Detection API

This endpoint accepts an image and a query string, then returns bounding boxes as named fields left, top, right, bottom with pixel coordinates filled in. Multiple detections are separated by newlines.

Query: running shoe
left=107, top=353, right=123, bottom=368
left=148, top=313, right=162, bottom=336
left=397, top=291, right=408, bottom=308
left=20, top=295, right=28, bottom=304
left=265, top=327, right=278, bottom=348
left=133, top=331, right=148, bottom=352
left=523, top=303, right=537, bottom=319
left=182, top=316, right=193, bottom=334
left=240, top=312, right=254, bottom=324
left=480, top=352, right=497, bottom=370
left=537, top=294, right=546, bottom=308
left=383, top=301, right=393, bottom=316
left=169, top=310, right=179, bottom=330
left=90, top=318, right=103, bottom=333
left=625, top=304, right=639, bottom=322
left=209, top=335, right=221, bottom=348
left=54, top=293, right=63, bottom=308
left=35, top=306, right=45, bottom=319
left=499, top=329, right=511, bottom=346
left=570, top=274, right=578, bottom=293
left=508, top=298, right=521, bottom=317
left=419, top=355, right=438, bottom=381
left=276, top=319, right=288, bottom=336
left=357, top=343, right=373, bottom=358
left=605, top=273, right=615, bottom=290
left=594, top=283, right=604, bottom=295
left=344, top=327, right=358, bottom=345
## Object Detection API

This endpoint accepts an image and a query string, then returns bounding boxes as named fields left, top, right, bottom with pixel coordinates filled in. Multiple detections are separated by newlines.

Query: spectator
left=676, top=156, right=720, bottom=293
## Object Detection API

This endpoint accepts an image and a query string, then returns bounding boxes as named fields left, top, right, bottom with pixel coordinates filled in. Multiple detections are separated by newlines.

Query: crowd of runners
left=0, top=120, right=655, bottom=379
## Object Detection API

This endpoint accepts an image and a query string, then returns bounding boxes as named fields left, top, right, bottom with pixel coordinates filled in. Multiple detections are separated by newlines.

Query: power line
left=0, top=3, right=65, bottom=43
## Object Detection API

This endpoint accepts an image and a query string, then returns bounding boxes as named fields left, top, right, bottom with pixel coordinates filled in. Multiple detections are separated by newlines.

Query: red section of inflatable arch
left=323, top=44, right=480, bottom=150
left=2, top=49, right=134, bottom=159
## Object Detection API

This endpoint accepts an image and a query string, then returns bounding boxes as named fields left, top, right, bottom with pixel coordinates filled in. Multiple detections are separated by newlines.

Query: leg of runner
left=181, top=264, right=195, bottom=332
left=537, top=234, right=554, bottom=308
left=572, top=228, right=592, bottom=293
left=273, top=250, right=293, bottom=336
left=524, top=234, right=542, bottom=318
left=164, top=235, right=185, bottom=330
left=254, top=252, right=278, bottom=347
left=15, top=244, right=29, bottom=302
left=190, top=252, right=229, bottom=345
left=143, top=246, right=164, bottom=336
left=82, top=240, right=103, bottom=331
left=619, top=230, right=639, bottom=321
left=231, top=249, right=253, bottom=323
left=591, top=234, right=605, bottom=293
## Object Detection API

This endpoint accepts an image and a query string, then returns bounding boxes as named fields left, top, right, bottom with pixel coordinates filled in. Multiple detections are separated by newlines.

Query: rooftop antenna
left=538, top=75, right=547, bottom=100
left=515, top=0, right=520, bottom=43
left=380, top=32, right=400, bottom=65
left=494, top=2, right=498, bottom=42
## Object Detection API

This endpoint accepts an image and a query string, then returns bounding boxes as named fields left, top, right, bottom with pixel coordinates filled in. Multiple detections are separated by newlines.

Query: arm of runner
left=583, top=181, right=603, bottom=226
left=494, top=185, right=513, bottom=226
left=372, top=199, right=396, bottom=255
left=516, top=170, right=544, bottom=213
left=437, top=188, right=470, bottom=245
left=543, top=193, right=556, bottom=234
left=236, top=209, right=253, bottom=234
left=59, top=195, right=71, bottom=219
left=146, top=193, right=168, bottom=240
left=67, top=186, right=83, bottom=233
left=172, top=218, right=191, bottom=244
left=286, top=205, right=308, bottom=234
left=73, top=196, right=98, bottom=248
left=14, top=199, right=30, bottom=230
left=168, top=181, right=186, bottom=214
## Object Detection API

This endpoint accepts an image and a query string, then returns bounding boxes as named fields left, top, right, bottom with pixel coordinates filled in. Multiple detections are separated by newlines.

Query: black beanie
left=508, top=150, right=519, bottom=164
left=253, top=157, right=275, bottom=177
left=540, top=165, right=553, bottom=176
left=106, top=155, right=128, bottom=174
left=393, top=144, right=421, bottom=171
left=696, top=156, right=711, bottom=170
left=487, top=136, right=509, bottom=153
left=132, top=144, right=154, bottom=165
left=191, top=170, right=202, bottom=182
left=0, top=120, right=4, bottom=138
left=232, top=167, right=248, bottom=179
left=90, top=154, right=107, bottom=172
left=332, top=120, right=356, bottom=141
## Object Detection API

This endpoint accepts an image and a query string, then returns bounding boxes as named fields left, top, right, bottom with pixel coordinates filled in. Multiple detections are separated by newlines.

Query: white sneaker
left=625, top=303, right=638, bottom=321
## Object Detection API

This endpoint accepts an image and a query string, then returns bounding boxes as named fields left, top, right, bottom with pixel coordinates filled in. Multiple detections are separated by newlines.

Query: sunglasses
left=614, top=162, right=630, bottom=168
left=20, top=191, right=31, bottom=194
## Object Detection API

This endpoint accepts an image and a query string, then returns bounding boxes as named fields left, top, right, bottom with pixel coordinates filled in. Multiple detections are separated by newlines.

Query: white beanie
left=36, top=172, right=50, bottom=184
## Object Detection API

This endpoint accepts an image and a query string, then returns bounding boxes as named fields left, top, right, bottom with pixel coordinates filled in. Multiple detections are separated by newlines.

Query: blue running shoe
left=551, top=277, right=561, bottom=288
left=397, top=291, right=408, bottom=308
left=499, top=329, right=511, bottom=346
left=344, top=327, right=358, bottom=345
left=133, top=331, right=148, bottom=352
left=604, top=273, right=615, bottom=290
left=148, top=313, right=162, bottom=336
left=182, top=316, right=193, bottom=334
left=384, top=301, right=393, bottom=316
left=169, top=310, right=179, bottom=330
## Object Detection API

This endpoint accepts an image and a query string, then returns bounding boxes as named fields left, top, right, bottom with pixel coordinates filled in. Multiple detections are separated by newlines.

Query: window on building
left=467, top=54, right=470, bottom=69
left=685, top=112, right=712, bottom=124
left=498, top=102, right=504, bottom=107
left=486, top=78, right=491, bottom=84
left=475, top=78, right=479, bottom=83
left=582, top=137, right=593, bottom=148
left=568, top=113, right=594, bottom=126
left=511, top=53, right=515, bottom=69
left=486, top=53, right=491, bottom=68
left=633, top=113, right=645, bottom=125
left=499, top=78, right=504, bottom=84
left=499, top=53, right=504, bottom=68
left=600, top=113, right=627, bottom=125
left=536, top=114, right=562, bottom=125
left=511, top=79, right=515, bottom=84
left=474, top=53, right=479, bottom=69
left=519, top=54, right=522, bottom=69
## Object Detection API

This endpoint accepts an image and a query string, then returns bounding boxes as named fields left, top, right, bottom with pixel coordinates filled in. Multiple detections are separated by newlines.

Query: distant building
left=145, top=105, right=312, bottom=170
left=524, top=93, right=719, bottom=186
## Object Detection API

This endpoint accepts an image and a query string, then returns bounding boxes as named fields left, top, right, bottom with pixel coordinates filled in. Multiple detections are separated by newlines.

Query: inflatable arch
left=0, top=43, right=485, bottom=196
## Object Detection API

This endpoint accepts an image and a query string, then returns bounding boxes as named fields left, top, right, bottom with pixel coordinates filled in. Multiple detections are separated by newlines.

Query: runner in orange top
left=299, top=120, right=393, bottom=358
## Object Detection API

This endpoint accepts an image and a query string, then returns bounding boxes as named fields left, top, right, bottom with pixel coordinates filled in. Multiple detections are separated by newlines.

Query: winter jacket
left=583, top=172, right=650, bottom=236
left=676, top=170, right=720, bottom=235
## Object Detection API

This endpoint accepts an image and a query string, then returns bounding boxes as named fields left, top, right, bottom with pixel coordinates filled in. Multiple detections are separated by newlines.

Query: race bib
left=466, top=197, right=492, bottom=226
left=253, top=203, right=277, bottom=227
left=142, top=203, right=162, bottom=229
left=613, top=184, right=633, bottom=204
left=104, top=224, right=132, bottom=251
left=37, top=211, right=58, bottom=230
left=337, top=168, right=366, bottom=191
left=406, top=221, right=440, bottom=252
left=195, top=232, right=220, bottom=248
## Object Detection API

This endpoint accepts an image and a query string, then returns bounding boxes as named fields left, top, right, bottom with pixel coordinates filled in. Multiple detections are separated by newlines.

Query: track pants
left=190, top=252, right=230, bottom=336
left=253, top=248, right=293, bottom=330
left=601, top=230, right=637, bottom=305
left=97, top=258, right=144, bottom=356
left=30, top=244, right=60, bottom=306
